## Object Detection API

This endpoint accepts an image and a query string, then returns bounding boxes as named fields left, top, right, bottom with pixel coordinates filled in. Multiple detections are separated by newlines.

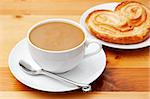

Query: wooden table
left=0, top=0, right=150, bottom=98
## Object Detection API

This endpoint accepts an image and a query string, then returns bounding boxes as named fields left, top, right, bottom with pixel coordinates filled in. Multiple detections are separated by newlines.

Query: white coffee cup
left=27, top=18, right=102, bottom=73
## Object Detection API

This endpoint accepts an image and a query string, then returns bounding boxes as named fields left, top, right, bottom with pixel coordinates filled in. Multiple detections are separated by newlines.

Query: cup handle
left=84, top=40, right=102, bottom=59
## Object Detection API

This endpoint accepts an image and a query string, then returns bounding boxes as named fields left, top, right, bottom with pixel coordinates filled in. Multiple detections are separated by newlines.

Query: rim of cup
left=27, top=18, right=87, bottom=53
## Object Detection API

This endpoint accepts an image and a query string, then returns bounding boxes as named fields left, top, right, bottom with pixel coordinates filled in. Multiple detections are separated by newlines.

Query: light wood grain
left=0, top=0, right=149, bottom=15
left=0, top=15, right=149, bottom=68
left=0, top=0, right=121, bottom=15
left=0, top=67, right=149, bottom=91
left=0, top=91, right=150, bottom=99
left=105, top=47, right=150, bottom=68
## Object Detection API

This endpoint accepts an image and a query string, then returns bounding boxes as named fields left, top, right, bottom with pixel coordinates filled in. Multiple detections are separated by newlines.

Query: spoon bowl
left=19, top=60, right=42, bottom=75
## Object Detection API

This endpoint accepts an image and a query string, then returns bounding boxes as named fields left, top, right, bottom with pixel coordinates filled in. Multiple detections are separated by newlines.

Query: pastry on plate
left=86, top=1, right=150, bottom=44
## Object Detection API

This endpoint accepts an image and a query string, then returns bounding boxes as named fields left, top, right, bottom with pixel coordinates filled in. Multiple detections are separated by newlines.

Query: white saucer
left=8, top=38, right=106, bottom=92
left=80, top=2, right=150, bottom=49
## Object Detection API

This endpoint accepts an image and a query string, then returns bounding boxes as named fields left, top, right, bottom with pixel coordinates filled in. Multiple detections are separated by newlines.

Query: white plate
left=8, top=38, right=106, bottom=92
left=80, top=2, right=150, bottom=49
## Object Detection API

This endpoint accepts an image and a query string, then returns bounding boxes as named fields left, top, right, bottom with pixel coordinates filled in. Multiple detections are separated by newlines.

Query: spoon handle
left=41, top=69, right=91, bottom=91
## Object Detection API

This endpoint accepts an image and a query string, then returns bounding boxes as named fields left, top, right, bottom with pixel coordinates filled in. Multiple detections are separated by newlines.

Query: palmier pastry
left=86, top=1, right=150, bottom=44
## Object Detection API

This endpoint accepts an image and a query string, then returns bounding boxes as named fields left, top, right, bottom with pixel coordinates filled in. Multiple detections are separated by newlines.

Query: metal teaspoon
left=19, top=60, right=91, bottom=92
